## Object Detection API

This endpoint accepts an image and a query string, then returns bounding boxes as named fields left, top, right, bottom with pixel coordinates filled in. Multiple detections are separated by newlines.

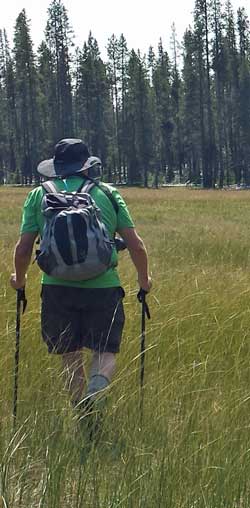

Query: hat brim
left=37, top=159, right=86, bottom=178
left=82, top=156, right=102, bottom=171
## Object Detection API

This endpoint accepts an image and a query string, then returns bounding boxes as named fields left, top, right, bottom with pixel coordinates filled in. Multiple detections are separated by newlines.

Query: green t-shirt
left=20, top=177, right=134, bottom=288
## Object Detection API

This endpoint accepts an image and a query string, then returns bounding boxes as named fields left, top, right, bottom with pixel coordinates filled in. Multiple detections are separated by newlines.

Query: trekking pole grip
left=137, top=289, right=151, bottom=320
left=17, top=287, right=27, bottom=314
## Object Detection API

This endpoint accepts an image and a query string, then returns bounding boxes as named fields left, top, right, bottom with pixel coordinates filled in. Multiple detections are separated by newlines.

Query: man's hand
left=10, top=273, right=27, bottom=290
left=138, top=275, right=152, bottom=293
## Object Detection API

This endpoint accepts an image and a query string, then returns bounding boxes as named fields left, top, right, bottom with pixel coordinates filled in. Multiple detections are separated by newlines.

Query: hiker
left=10, top=138, right=151, bottom=426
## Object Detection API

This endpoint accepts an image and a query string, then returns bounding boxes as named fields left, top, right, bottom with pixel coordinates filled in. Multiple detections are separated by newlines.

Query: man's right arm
left=10, top=232, right=38, bottom=290
left=117, top=227, right=152, bottom=292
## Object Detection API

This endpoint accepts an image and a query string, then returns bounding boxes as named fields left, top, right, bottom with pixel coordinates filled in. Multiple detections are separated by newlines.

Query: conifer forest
left=0, top=0, right=250, bottom=188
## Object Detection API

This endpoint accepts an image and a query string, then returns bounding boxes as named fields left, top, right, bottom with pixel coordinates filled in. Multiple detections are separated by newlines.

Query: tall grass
left=1, top=186, right=250, bottom=506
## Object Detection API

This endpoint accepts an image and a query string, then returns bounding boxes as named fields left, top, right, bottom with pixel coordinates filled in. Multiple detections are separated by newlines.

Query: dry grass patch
left=1, top=186, right=250, bottom=506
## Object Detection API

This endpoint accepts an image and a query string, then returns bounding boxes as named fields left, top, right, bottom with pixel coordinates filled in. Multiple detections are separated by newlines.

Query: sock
left=85, top=374, right=110, bottom=400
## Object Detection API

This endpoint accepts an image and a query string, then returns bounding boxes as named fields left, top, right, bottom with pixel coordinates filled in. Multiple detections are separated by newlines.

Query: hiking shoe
left=76, top=396, right=106, bottom=443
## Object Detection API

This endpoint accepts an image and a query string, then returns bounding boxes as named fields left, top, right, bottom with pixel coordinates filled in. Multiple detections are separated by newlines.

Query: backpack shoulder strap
left=77, top=177, right=119, bottom=214
left=78, top=180, right=96, bottom=195
left=42, top=181, right=58, bottom=194
left=98, top=182, right=119, bottom=214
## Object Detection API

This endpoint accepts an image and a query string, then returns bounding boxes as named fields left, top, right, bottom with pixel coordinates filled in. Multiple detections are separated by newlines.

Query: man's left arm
left=10, top=232, right=38, bottom=290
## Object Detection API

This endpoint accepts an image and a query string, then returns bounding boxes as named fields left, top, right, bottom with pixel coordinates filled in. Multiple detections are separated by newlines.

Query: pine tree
left=13, top=9, right=39, bottom=183
left=106, top=35, right=120, bottom=179
left=237, top=8, right=250, bottom=183
left=223, top=0, right=241, bottom=184
left=193, top=0, right=216, bottom=187
left=118, top=34, right=129, bottom=181
left=147, top=45, right=161, bottom=187
left=125, top=50, right=153, bottom=186
left=170, top=23, right=183, bottom=182
left=237, top=7, right=250, bottom=60
left=37, top=41, right=57, bottom=154
left=0, top=30, right=7, bottom=182
left=106, top=34, right=130, bottom=181
left=152, top=39, right=174, bottom=183
left=211, top=0, right=226, bottom=187
left=74, top=33, right=111, bottom=170
left=182, top=29, right=202, bottom=183
left=45, top=0, right=74, bottom=139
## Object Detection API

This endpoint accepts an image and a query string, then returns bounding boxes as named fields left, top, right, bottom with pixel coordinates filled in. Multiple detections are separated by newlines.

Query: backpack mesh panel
left=71, top=213, right=88, bottom=262
left=54, top=215, right=73, bottom=265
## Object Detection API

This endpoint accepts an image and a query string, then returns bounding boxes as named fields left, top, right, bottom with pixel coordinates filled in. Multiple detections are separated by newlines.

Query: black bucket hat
left=37, top=138, right=90, bottom=178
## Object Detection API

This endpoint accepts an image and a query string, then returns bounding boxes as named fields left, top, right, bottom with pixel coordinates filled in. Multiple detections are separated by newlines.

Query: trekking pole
left=137, top=289, right=151, bottom=423
left=13, top=287, right=27, bottom=430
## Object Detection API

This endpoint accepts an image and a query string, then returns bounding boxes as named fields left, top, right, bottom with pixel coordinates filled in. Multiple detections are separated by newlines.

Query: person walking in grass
left=10, top=138, right=151, bottom=434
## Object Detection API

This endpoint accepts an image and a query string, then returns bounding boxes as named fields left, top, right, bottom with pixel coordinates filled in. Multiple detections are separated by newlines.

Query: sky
left=2, top=0, right=250, bottom=60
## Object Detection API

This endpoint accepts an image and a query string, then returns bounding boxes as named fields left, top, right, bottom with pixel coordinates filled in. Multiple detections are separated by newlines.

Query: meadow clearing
left=1, top=186, right=250, bottom=507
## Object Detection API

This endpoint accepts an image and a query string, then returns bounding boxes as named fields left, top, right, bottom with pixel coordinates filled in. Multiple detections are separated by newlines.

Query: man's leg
left=62, top=351, right=85, bottom=407
left=80, top=352, right=115, bottom=441
left=85, top=351, right=116, bottom=399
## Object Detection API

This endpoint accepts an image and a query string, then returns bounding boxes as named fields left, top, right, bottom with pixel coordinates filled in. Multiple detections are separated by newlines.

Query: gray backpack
left=36, top=179, right=116, bottom=281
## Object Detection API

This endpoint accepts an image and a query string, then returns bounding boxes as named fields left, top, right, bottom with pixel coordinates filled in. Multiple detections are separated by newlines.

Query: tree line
left=0, top=0, right=250, bottom=187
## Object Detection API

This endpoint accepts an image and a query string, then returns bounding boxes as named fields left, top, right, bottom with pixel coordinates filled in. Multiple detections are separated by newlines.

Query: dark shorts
left=41, top=285, right=125, bottom=354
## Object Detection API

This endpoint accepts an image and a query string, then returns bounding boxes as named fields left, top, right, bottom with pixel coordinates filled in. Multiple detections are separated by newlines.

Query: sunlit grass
left=1, top=186, right=250, bottom=506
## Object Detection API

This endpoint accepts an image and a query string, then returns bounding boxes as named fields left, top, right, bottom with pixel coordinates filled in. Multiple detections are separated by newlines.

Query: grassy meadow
left=1, top=186, right=250, bottom=507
